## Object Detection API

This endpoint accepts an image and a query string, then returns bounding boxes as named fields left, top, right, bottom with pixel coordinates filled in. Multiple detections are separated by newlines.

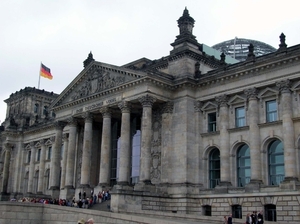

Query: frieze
left=73, top=96, right=121, bottom=115
left=71, top=68, right=126, bottom=101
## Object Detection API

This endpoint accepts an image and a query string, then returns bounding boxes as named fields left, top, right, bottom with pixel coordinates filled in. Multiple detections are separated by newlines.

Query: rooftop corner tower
left=170, top=7, right=201, bottom=54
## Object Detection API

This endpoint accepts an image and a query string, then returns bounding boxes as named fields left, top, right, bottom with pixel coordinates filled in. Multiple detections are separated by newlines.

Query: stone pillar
left=117, top=101, right=131, bottom=186
left=65, top=118, right=78, bottom=189
left=28, top=142, right=36, bottom=193
left=161, top=101, right=174, bottom=186
left=37, top=139, right=47, bottom=193
left=99, top=107, right=112, bottom=188
left=277, top=80, right=298, bottom=182
left=215, top=95, right=231, bottom=186
left=194, top=101, right=203, bottom=186
left=60, top=133, right=69, bottom=189
left=244, top=88, right=262, bottom=189
left=137, top=94, right=156, bottom=185
left=80, top=113, right=93, bottom=187
left=49, top=121, right=65, bottom=194
left=1, top=143, right=12, bottom=194
left=13, top=138, right=24, bottom=196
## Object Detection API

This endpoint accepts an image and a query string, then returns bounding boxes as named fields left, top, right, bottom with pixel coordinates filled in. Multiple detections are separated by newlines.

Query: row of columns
left=51, top=94, right=157, bottom=194
left=213, top=79, right=298, bottom=186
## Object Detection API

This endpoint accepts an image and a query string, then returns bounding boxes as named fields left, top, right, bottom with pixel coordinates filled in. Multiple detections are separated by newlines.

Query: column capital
left=138, top=94, right=156, bottom=107
left=54, top=121, right=66, bottom=130
left=215, top=94, right=228, bottom=107
left=100, top=107, right=112, bottom=118
left=244, top=87, right=258, bottom=100
left=67, top=117, right=78, bottom=127
left=39, top=139, right=46, bottom=146
left=118, top=101, right=131, bottom=113
left=3, top=142, right=14, bottom=151
left=82, top=112, right=93, bottom=123
left=276, top=79, right=291, bottom=94
left=161, top=101, right=174, bottom=114
left=194, top=101, right=202, bottom=112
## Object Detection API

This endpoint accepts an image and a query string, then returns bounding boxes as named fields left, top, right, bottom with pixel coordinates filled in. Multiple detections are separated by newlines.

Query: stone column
left=137, top=94, right=156, bottom=184
left=277, top=80, right=298, bottom=182
left=161, top=101, right=174, bottom=185
left=13, top=138, right=24, bottom=195
left=215, top=95, right=231, bottom=186
left=1, top=143, right=12, bottom=194
left=194, top=101, right=203, bottom=186
left=60, top=133, right=69, bottom=189
left=244, top=88, right=262, bottom=188
left=49, top=121, right=65, bottom=192
left=65, top=118, right=78, bottom=188
left=37, top=139, right=47, bottom=193
left=99, top=107, right=112, bottom=188
left=117, top=101, right=131, bottom=186
left=80, top=113, right=93, bottom=187
left=28, top=142, right=36, bottom=193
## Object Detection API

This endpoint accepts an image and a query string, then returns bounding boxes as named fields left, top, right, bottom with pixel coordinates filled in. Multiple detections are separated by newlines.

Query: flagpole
left=38, top=63, right=41, bottom=89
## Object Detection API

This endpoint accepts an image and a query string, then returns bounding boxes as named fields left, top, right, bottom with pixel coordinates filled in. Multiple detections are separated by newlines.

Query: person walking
left=245, top=213, right=251, bottom=224
left=227, top=214, right=232, bottom=224
left=257, top=210, right=264, bottom=224
left=223, top=215, right=228, bottom=224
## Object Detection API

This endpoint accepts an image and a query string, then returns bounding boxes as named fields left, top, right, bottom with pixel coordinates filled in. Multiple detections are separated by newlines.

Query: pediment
left=201, top=101, right=218, bottom=111
left=258, top=87, right=279, bottom=98
left=291, top=80, right=300, bottom=91
left=52, top=61, right=146, bottom=108
left=228, top=95, right=246, bottom=105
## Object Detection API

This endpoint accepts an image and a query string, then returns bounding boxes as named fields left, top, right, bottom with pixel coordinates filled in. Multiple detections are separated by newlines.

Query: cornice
left=197, top=53, right=300, bottom=89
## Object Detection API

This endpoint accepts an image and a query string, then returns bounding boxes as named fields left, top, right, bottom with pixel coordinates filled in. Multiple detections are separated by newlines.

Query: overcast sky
left=1, top=0, right=300, bottom=123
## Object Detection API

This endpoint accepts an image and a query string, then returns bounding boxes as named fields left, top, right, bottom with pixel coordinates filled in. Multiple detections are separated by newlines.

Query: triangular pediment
left=52, top=61, right=146, bottom=108
left=228, top=95, right=246, bottom=105
left=201, top=101, right=218, bottom=111
left=291, top=80, right=300, bottom=91
left=258, top=87, right=278, bottom=98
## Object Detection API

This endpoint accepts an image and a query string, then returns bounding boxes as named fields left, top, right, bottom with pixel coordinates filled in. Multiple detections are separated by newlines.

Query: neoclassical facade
left=1, top=8, right=300, bottom=223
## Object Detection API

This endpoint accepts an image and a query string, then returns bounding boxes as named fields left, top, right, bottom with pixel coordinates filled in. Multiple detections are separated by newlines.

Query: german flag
left=40, top=63, right=53, bottom=80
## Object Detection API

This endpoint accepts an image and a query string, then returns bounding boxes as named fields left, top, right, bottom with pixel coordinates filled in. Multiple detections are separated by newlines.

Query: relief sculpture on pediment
left=71, top=68, right=126, bottom=101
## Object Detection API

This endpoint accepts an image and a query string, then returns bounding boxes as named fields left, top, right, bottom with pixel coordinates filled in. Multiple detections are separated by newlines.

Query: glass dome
left=212, top=38, right=276, bottom=62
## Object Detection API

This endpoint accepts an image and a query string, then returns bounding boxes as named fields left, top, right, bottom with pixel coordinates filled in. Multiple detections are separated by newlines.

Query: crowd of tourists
left=10, top=190, right=111, bottom=209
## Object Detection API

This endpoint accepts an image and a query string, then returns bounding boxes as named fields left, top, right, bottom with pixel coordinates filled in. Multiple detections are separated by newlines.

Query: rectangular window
left=27, top=151, right=31, bottom=163
left=266, top=100, right=277, bottom=122
left=235, top=107, right=245, bottom=127
left=37, top=149, right=41, bottom=162
left=47, top=146, right=52, bottom=160
left=208, top=112, right=216, bottom=132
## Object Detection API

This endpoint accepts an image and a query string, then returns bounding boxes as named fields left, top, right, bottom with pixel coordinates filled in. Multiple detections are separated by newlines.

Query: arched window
left=209, top=148, right=220, bottom=188
left=237, top=144, right=251, bottom=187
left=268, top=140, right=284, bottom=185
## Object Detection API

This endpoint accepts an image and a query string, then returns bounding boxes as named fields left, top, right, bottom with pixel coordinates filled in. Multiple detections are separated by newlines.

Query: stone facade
left=1, top=8, right=300, bottom=223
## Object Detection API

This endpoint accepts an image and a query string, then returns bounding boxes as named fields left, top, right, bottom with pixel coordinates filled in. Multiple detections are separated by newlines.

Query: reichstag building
left=1, top=8, right=300, bottom=223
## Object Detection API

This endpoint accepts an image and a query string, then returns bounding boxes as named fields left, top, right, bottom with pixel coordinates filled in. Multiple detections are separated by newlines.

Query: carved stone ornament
left=67, top=117, right=78, bottom=127
left=161, top=101, right=174, bottom=114
left=244, top=87, right=258, bottom=100
left=82, top=112, right=93, bottom=122
left=138, top=94, right=156, bottom=107
left=71, top=67, right=126, bottom=101
left=276, top=79, right=291, bottom=94
left=118, top=101, right=131, bottom=113
left=99, top=107, right=112, bottom=118
left=194, top=100, right=202, bottom=112
left=215, top=94, right=228, bottom=107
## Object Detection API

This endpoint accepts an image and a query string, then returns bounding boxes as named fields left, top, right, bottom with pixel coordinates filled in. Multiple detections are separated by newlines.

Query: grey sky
left=1, top=0, right=299, bottom=123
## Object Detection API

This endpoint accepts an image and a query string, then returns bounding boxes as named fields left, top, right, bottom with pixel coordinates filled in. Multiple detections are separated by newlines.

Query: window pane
left=266, top=100, right=277, bottom=122
left=208, top=113, right=216, bottom=132
left=268, top=140, right=284, bottom=185
left=209, top=148, right=220, bottom=188
left=237, top=144, right=251, bottom=187
left=235, top=107, right=245, bottom=127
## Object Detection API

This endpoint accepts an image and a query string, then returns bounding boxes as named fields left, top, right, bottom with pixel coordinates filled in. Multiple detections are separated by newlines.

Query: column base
left=214, top=181, right=232, bottom=193
left=134, top=180, right=155, bottom=192
left=0, top=192, right=10, bottom=201
left=280, top=176, right=299, bottom=190
left=245, top=179, right=263, bottom=193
